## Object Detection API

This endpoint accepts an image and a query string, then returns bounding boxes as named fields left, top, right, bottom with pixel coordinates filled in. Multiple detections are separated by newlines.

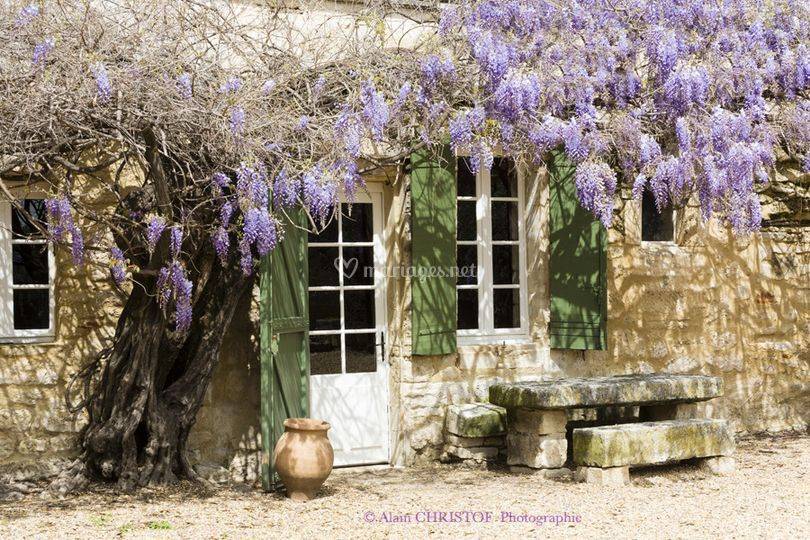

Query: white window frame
left=456, top=157, right=529, bottom=345
left=0, top=199, right=56, bottom=342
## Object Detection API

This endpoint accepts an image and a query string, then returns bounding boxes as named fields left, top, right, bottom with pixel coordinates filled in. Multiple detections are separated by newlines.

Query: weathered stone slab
left=445, top=445, right=499, bottom=461
left=575, top=466, right=630, bottom=486
left=509, top=408, right=567, bottom=435
left=573, top=419, right=734, bottom=468
left=445, top=403, right=507, bottom=437
left=490, top=375, right=723, bottom=409
left=444, top=433, right=504, bottom=448
left=506, top=433, right=567, bottom=469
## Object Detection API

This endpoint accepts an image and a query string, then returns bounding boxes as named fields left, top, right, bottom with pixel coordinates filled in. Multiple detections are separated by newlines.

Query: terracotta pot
left=273, top=418, right=334, bottom=501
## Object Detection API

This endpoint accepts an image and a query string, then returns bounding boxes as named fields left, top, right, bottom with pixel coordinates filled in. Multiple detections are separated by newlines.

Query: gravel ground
left=0, top=432, right=807, bottom=539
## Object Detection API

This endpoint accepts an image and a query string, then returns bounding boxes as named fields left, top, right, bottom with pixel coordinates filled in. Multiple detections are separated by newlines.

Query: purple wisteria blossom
left=360, top=80, right=389, bottom=140
left=32, top=37, right=54, bottom=68
left=110, top=247, right=126, bottom=285
left=45, top=196, right=84, bottom=264
left=169, top=227, right=183, bottom=258
left=15, top=4, right=38, bottom=27
left=90, top=62, right=112, bottom=103
left=146, top=216, right=166, bottom=253
left=176, top=73, right=192, bottom=99
left=219, top=77, right=242, bottom=94
left=229, top=106, right=245, bottom=135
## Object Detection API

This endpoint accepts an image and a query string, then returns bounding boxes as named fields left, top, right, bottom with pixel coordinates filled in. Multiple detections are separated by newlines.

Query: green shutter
left=260, top=208, right=310, bottom=491
left=548, top=151, right=608, bottom=350
left=410, top=145, right=457, bottom=355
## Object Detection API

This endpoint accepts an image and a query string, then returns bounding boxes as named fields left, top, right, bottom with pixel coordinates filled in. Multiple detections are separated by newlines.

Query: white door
left=308, top=191, right=389, bottom=466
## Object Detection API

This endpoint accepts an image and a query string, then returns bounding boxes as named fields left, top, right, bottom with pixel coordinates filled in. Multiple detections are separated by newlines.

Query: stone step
left=489, top=374, right=723, bottom=409
left=445, top=403, right=507, bottom=438
left=572, top=419, right=734, bottom=468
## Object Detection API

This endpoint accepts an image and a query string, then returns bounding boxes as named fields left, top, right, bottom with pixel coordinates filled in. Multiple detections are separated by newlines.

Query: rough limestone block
left=445, top=445, right=499, bottom=461
left=699, top=456, right=736, bottom=475
left=573, top=419, right=734, bottom=468
left=489, top=374, right=723, bottom=409
left=506, top=433, right=567, bottom=469
left=444, top=433, right=504, bottom=448
left=509, top=408, right=567, bottom=435
left=445, top=403, right=507, bottom=438
left=576, top=466, right=630, bottom=486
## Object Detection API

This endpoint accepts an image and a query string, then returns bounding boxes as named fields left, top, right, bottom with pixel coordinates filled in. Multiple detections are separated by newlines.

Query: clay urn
left=273, top=418, right=334, bottom=501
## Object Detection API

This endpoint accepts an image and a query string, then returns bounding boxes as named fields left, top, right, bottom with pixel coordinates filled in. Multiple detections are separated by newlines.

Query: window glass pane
left=342, top=203, right=373, bottom=242
left=492, top=201, right=519, bottom=241
left=308, top=216, right=338, bottom=243
left=457, top=157, right=476, bottom=197
left=13, top=289, right=49, bottom=330
left=457, top=289, right=478, bottom=330
left=344, top=290, right=375, bottom=329
left=342, top=246, right=374, bottom=286
left=12, top=244, right=49, bottom=285
left=310, top=334, right=341, bottom=375
left=493, top=289, right=520, bottom=329
left=491, top=157, right=518, bottom=197
left=12, top=200, right=47, bottom=239
left=493, top=245, right=519, bottom=285
left=457, top=201, right=477, bottom=241
left=456, top=245, right=478, bottom=286
left=642, top=188, right=675, bottom=242
left=309, top=291, right=340, bottom=330
left=346, top=333, right=377, bottom=373
left=308, top=246, right=339, bottom=286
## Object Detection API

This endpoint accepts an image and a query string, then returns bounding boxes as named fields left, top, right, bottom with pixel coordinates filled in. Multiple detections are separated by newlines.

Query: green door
left=548, top=152, right=607, bottom=350
left=260, top=209, right=310, bottom=491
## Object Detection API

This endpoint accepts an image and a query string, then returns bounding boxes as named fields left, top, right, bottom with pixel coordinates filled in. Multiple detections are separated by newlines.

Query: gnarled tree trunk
left=53, top=250, right=253, bottom=493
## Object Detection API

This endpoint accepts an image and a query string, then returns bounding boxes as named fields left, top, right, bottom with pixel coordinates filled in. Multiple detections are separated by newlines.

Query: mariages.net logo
left=334, top=257, right=477, bottom=280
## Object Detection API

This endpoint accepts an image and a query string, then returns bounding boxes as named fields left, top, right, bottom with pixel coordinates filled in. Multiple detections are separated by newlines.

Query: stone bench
left=488, top=374, right=726, bottom=472
left=573, top=419, right=735, bottom=485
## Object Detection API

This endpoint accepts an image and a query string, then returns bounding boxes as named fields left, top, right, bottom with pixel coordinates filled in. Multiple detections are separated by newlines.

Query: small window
left=0, top=199, right=55, bottom=341
left=456, top=156, right=527, bottom=342
left=641, top=188, right=675, bottom=242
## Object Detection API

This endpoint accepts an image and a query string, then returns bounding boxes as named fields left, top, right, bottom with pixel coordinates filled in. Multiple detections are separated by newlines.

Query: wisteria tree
left=0, top=0, right=807, bottom=491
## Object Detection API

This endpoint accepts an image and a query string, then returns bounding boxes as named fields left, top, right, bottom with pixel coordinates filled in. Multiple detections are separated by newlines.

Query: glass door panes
left=308, top=201, right=381, bottom=376
left=10, top=200, right=51, bottom=331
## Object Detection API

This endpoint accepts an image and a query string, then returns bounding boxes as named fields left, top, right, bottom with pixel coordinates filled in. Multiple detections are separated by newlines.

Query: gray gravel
left=1, top=432, right=807, bottom=539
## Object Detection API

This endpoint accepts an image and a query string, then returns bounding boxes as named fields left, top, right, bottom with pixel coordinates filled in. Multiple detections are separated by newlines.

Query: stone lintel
left=489, top=374, right=723, bottom=409
left=573, top=419, right=734, bottom=468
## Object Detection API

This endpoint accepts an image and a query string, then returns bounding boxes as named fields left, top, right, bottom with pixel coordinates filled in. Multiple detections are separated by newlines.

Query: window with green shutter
left=410, top=145, right=458, bottom=355
left=548, top=151, right=608, bottom=350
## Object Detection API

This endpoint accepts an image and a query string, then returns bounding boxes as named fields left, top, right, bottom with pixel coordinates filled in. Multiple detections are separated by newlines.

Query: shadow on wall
left=0, top=220, right=119, bottom=473
left=187, top=283, right=262, bottom=483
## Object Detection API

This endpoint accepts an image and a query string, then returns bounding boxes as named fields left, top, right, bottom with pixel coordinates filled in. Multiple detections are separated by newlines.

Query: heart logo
left=333, top=256, right=359, bottom=279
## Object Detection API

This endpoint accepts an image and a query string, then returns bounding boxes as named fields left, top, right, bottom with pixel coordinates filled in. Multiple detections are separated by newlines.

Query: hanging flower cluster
left=44, top=197, right=84, bottom=265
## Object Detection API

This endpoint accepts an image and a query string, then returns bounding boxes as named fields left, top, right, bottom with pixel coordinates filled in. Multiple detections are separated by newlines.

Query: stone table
left=488, top=374, right=724, bottom=470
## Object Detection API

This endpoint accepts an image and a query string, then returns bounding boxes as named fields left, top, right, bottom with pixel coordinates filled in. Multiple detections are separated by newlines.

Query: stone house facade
left=5, top=152, right=806, bottom=483
left=1, top=8, right=809, bottom=485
